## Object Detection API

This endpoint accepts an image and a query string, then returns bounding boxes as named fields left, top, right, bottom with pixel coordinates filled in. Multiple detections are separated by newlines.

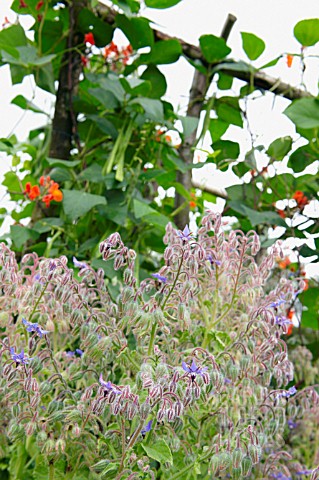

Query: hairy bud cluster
left=0, top=213, right=317, bottom=479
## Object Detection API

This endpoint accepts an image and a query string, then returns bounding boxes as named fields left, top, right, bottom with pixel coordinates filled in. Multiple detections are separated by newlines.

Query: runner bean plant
left=0, top=212, right=318, bottom=479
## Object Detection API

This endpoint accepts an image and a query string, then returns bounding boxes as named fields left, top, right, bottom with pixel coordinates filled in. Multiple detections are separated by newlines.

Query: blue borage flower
left=207, top=254, right=221, bottom=266
left=151, top=273, right=167, bottom=283
left=278, top=385, right=297, bottom=399
left=269, top=295, right=286, bottom=308
left=270, top=473, right=292, bottom=480
left=177, top=225, right=193, bottom=241
left=22, top=318, right=49, bottom=338
left=287, top=419, right=297, bottom=429
left=141, top=420, right=152, bottom=436
left=182, top=359, right=208, bottom=380
left=66, top=349, right=84, bottom=357
left=10, top=347, right=31, bottom=365
left=275, top=315, right=292, bottom=327
left=99, top=374, right=121, bottom=395
left=73, top=256, right=88, bottom=270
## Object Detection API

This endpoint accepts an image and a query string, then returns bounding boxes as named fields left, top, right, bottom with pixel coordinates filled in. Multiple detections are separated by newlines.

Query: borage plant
left=0, top=212, right=318, bottom=479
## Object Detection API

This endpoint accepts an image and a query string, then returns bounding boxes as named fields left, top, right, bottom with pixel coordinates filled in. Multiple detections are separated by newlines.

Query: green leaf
left=142, top=439, right=173, bottom=464
left=217, top=72, right=233, bottom=90
left=131, top=97, right=164, bottom=121
left=33, top=217, right=64, bottom=234
left=46, top=158, right=81, bottom=168
left=0, top=24, right=27, bottom=53
left=213, top=140, right=239, bottom=160
left=241, top=32, right=265, bottom=61
left=228, top=202, right=286, bottom=227
left=179, top=116, right=199, bottom=138
left=79, top=163, right=104, bottom=182
left=288, top=143, right=318, bottom=172
left=216, top=96, right=243, bottom=128
left=267, top=136, right=292, bottom=160
left=86, top=115, right=118, bottom=139
left=199, top=34, right=231, bottom=62
left=140, top=39, right=182, bottom=64
left=294, top=18, right=319, bottom=47
left=144, top=0, right=182, bottom=8
left=209, top=119, right=229, bottom=142
left=78, top=9, right=113, bottom=47
left=140, top=65, right=167, bottom=98
left=120, top=77, right=151, bottom=96
left=88, top=88, right=119, bottom=110
left=284, top=98, right=319, bottom=129
left=300, top=288, right=319, bottom=329
left=10, top=225, right=39, bottom=250
left=116, top=14, right=154, bottom=49
left=62, top=190, right=107, bottom=220
left=133, top=199, right=155, bottom=218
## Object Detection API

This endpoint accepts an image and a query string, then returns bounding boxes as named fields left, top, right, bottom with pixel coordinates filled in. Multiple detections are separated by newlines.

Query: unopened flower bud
left=140, top=398, right=151, bottom=420
left=219, top=451, right=231, bottom=471
left=248, top=444, right=262, bottom=465
left=157, top=408, right=165, bottom=422
left=232, top=448, right=243, bottom=468
left=311, top=467, right=319, bottom=480
left=210, top=455, right=220, bottom=475
left=193, top=385, right=201, bottom=399
left=44, top=439, right=55, bottom=454
left=55, top=438, right=66, bottom=453
left=25, top=421, right=36, bottom=436
left=167, top=408, right=175, bottom=422
left=232, top=466, right=243, bottom=479
left=174, top=401, right=184, bottom=417
left=155, top=363, right=168, bottom=378
left=241, top=456, right=253, bottom=477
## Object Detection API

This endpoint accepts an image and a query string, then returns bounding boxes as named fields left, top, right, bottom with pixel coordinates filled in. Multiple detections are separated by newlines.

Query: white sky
left=0, top=0, right=318, bottom=264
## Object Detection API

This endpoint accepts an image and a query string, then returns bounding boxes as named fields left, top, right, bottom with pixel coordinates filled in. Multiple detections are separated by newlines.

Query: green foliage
left=199, top=34, right=231, bottom=62
left=241, top=32, right=266, bottom=60
left=284, top=98, right=319, bottom=129
left=293, top=18, right=319, bottom=46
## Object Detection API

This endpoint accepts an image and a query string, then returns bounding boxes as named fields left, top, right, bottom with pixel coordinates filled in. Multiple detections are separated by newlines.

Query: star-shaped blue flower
left=10, top=347, right=30, bottom=365
left=22, top=318, right=49, bottom=338
left=177, top=225, right=193, bottom=241
left=151, top=273, right=167, bottom=283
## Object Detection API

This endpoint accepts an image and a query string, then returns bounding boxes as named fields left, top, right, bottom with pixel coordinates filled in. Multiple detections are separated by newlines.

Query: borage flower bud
left=126, top=402, right=137, bottom=420
left=183, top=395, right=192, bottom=407
left=72, top=423, right=81, bottom=436
left=168, top=381, right=177, bottom=393
left=210, top=455, right=220, bottom=475
left=112, top=401, right=121, bottom=415
left=232, top=466, right=243, bottom=480
left=149, top=385, right=162, bottom=400
left=157, top=408, right=165, bottom=422
left=140, top=398, right=151, bottom=420
left=121, top=286, right=134, bottom=303
left=232, top=448, right=243, bottom=468
left=25, top=421, right=36, bottom=436
left=241, top=456, right=253, bottom=477
left=311, top=467, right=319, bottom=480
left=193, top=385, right=201, bottom=399
left=248, top=444, right=262, bottom=465
left=174, top=401, right=184, bottom=417
left=55, top=438, right=66, bottom=453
